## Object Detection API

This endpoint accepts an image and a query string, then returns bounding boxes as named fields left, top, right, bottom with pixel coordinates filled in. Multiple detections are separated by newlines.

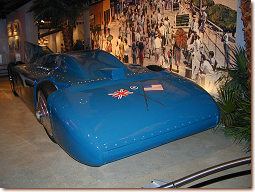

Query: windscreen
left=70, top=51, right=131, bottom=79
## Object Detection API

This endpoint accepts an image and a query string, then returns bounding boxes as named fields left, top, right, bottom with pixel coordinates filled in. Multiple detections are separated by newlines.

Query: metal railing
left=158, top=156, right=251, bottom=188
left=202, top=25, right=235, bottom=68
left=192, top=5, right=235, bottom=68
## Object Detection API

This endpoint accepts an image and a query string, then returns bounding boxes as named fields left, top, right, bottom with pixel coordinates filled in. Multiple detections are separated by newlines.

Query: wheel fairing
left=37, top=90, right=53, bottom=138
left=48, top=93, right=104, bottom=166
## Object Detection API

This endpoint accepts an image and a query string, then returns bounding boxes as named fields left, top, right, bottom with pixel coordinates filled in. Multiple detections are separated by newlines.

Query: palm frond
left=216, top=46, right=251, bottom=152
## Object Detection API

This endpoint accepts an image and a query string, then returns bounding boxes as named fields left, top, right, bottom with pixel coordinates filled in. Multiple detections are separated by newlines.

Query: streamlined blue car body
left=8, top=48, right=219, bottom=166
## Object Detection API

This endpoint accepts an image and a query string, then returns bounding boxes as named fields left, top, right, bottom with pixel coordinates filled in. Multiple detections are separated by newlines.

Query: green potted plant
left=216, top=47, right=251, bottom=151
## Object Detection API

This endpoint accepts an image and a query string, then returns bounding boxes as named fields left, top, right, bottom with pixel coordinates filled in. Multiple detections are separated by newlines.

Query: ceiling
left=0, top=0, right=31, bottom=18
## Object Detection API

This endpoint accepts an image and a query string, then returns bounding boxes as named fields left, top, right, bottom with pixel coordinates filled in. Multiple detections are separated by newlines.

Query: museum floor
left=0, top=76, right=251, bottom=188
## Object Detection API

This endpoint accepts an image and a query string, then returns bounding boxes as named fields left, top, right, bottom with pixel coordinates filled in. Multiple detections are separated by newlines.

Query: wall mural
left=89, top=0, right=238, bottom=96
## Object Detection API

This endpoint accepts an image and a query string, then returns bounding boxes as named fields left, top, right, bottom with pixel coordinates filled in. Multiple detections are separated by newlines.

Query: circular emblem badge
left=130, top=86, right=139, bottom=90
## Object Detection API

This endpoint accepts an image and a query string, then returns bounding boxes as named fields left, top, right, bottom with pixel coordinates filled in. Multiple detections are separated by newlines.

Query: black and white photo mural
left=89, top=0, right=239, bottom=96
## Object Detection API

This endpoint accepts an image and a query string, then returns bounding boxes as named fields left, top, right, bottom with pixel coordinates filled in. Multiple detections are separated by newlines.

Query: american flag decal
left=144, top=84, right=164, bottom=91
left=108, top=89, right=133, bottom=99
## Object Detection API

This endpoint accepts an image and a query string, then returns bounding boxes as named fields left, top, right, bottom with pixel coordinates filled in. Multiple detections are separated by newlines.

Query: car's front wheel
left=36, top=85, right=57, bottom=143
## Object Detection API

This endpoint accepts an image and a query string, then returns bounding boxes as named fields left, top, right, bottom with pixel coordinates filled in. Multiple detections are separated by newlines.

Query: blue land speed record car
left=8, top=45, right=219, bottom=166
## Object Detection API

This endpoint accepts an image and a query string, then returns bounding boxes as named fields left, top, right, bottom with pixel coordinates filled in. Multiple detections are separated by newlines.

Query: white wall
left=6, top=1, right=38, bottom=62
left=235, top=0, right=245, bottom=48
left=73, top=24, right=85, bottom=43
left=48, top=33, right=57, bottom=53
left=0, top=19, right=9, bottom=64
left=56, top=32, right=62, bottom=53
